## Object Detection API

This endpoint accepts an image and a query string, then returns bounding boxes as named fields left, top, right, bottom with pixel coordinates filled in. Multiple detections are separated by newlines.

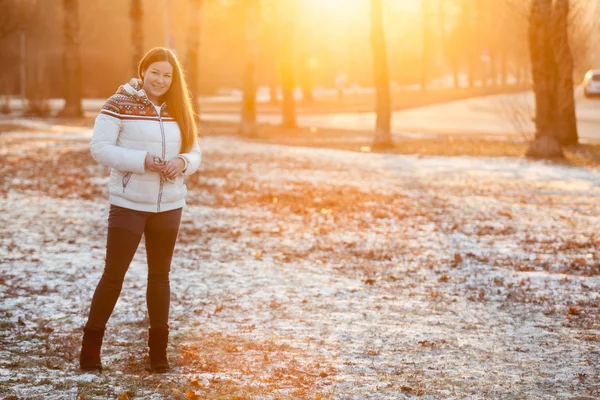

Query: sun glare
left=301, top=0, right=367, bottom=21
left=298, top=0, right=422, bottom=29
left=319, top=0, right=358, bottom=11
left=309, top=0, right=422, bottom=16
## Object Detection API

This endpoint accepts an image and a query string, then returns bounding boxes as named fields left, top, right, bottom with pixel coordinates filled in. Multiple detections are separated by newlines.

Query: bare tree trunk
left=370, top=0, right=392, bottom=148
left=301, top=57, right=314, bottom=103
left=280, top=53, right=296, bottom=127
left=453, top=67, right=460, bottom=88
left=487, top=3, right=499, bottom=87
left=0, top=76, right=9, bottom=113
left=476, top=0, right=489, bottom=88
left=460, top=0, right=476, bottom=88
left=269, top=83, right=278, bottom=104
left=59, top=0, right=83, bottom=118
left=301, top=81, right=314, bottom=102
left=130, top=0, right=143, bottom=77
left=500, top=50, right=508, bottom=86
left=526, top=0, right=563, bottom=158
left=240, top=0, right=258, bottom=136
left=516, top=63, right=533, bottom=85
left=552, top=0, right=578, bottom=146
left=262, top=1, right=279, bottom=105
left=186, top=0, right=202, bottom=115
left=467, top=49, right=476, bottom=88
left=438, top=0, right=444, bottom=46
left=280, top=1, right=297, bottom=128
left=421, top=0, right=428, bottom=91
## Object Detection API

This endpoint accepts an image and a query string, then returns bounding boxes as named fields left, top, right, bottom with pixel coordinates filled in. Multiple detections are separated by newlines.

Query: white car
left=583, top=69, right=600, bottom=98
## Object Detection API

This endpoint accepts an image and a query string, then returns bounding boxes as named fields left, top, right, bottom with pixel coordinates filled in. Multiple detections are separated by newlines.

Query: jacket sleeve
left=179, top=139, right=202, bottom=176
left=89, top=100, right=148, bottom=173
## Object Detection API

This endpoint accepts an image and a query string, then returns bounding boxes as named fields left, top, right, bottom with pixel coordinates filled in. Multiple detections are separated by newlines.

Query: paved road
left=202, top=88, right=600, bottom=143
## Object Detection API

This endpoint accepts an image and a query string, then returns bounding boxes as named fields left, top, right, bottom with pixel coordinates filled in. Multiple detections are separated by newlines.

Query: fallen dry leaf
left=186, top=390, right=201, bottom=400
left=190, top=378, right=201, bottom=388
left=567, top=306, right=580, bottom=316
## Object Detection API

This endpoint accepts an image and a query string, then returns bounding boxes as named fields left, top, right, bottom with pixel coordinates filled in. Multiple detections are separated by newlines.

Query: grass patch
left=207, top=121, right=600, bottom=168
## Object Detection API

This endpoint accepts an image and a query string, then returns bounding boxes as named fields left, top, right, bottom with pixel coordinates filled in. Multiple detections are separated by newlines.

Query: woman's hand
left=161, top=157, right=185, bottom=180
left=145, top=154, right=166, bottom=172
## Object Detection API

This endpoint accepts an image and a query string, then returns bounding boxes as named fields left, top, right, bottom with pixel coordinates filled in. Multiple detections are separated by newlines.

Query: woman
left=80, top=47, right=201, bottom=373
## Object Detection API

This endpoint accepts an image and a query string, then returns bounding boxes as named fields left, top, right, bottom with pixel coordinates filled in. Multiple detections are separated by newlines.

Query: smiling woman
left=80, top=47, right=202, bottom=374
left=141, top=62, right=173, bottom=106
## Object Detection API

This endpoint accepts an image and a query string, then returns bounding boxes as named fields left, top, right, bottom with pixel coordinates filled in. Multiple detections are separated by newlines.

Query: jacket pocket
left=122, top=172, right=133, bottom=193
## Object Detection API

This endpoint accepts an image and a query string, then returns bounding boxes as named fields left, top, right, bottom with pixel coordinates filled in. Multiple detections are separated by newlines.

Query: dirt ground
left=0, top=123, right=599, bottom=399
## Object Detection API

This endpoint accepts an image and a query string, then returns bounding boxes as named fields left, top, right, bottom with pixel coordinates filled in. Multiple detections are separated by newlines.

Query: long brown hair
left=138, top=47, right=197, bottom=153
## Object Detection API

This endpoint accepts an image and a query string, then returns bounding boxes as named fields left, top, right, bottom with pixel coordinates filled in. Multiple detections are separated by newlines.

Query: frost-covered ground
left=0, top=124, right=599, bottom=399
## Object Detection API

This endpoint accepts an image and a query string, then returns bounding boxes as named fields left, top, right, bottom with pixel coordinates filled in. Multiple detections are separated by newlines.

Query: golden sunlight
left=296, top=0, right=422, bottom=35
left=300, top=0, right=367, bottom=22
left=308, top=0, right=422, bottom=17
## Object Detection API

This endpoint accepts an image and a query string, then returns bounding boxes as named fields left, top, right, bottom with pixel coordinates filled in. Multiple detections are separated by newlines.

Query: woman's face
left=141, top=61, right=173, bottom=102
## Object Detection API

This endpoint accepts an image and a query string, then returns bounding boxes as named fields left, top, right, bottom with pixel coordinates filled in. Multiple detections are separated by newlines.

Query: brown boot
left=148, top=328, right=170, bottom=373
left=79, top=328, right=104, bottom=372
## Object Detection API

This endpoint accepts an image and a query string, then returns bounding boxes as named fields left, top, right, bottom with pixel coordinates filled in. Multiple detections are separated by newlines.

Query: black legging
left=84, top=205, right=182, bottom=332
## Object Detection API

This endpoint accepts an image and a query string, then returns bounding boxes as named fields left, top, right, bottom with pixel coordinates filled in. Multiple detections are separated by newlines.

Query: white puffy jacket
left=90, top=79, right=202, bottom=213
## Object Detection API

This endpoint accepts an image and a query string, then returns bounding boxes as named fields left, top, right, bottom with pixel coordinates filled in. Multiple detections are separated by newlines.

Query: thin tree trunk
left=370, top=0, right=392, bottom=148
left=280, top=54, right=296, bottom=128
left=0, top=75, right=11, bottom=114
left=263, top=3, right=279, bottom=105
left=438, top=0, right=444, bottom=43
left=302, top=82, right=314, bottom=102
left=462, top=0, right=476, bottom=88
left=552, top=0, right=578, bottom=146
left=280, top=1, right=297, bottom=128
left=269, top=83, right=278, bottom=104
left=59, top=0, right=83, bottom=118
left=453, top=66, right=460, bottom=88
left=526, top=0, right=563, bottom=158
left=500, top=50, right=507, bottom=86
left=131, top=0, right=143, bottom=77
left=421, top=0, right=428, bottom=91
left=186, top=0, right=202, bottom=115
left=301, top=58, right=314, bottom=103
left=516, top=62, right=533, bottom=85
left=467, top=49, right=475, bottom=88
left=240, top=0, right=258, bottom=136
left=490, top=53, right=497, bottom=86
left=476, top=0, right=488, bottom=88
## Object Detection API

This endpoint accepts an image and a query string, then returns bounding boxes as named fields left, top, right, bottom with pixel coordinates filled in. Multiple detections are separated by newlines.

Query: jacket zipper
left=156, top=104, right=166, bottom=213
left=122, top=172, right=133, bottom=193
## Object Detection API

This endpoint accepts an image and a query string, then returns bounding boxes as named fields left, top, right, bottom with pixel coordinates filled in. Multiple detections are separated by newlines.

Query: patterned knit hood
left=116, top=78, right=155, bottom=106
